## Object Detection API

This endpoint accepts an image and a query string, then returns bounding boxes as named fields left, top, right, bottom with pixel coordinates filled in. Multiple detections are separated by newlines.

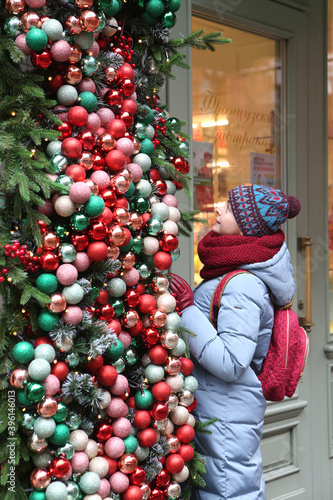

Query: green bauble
left=38, top=310, right=59, bottom=332
left=168, top=0, right=181, bottom=12
left=81, top=55, right=99, bottom=75
left=134, top=389, right=153, bottom=409
left=29, top=490, right=47, bottom=500
left=45, top=481, right=68, bottom=500
left=165, top=312, right=182, bottom=331
left=125, top=182, right=135, bottom=198
left=136, top=263, right=152, bottom=279
left=146, top=0, right=165, bottom=17
left=20, top=412, right=36, bottom=431
left=145, top=124, right=155, bottom=140
left=107, top=277, right=126, bottom=297
left=28, top=358, right=51, bottom=381
left=65, top=481, right=81, bottom=500
left=135, top=444, right=150, bottom=461
left=96, top=13, right=106, bottom=31
left=119, top=237, right=133, bottom=252
left=140, top=106, right=154, bottom=124
left=13, top=341, right=35, bottom=363
left=49, top=423, right=70, bottom=446
left=54, top=223, right=68, bottom=240
left=70, top=212, right=89, bottom=231
left=136, top=179, right=152, bottom=198
left=163, top=11, right=176, bottom=28
left=79, top=91, right=98, bottom=112
left=99, top=0, right=112, bottom=8
left=24, top=382, right=45, bottom=403
left=57, top=85, right=78, bottom=107
left=123, top=434, right=138, bottom=454
left=84, top=195, right=105, bottom=217
left=41, top=18, right=63, bottom=41
left=132, top=236, right=144, bottom=254
left=56, top=175, right=74, bottom=193
left=59, top=244, right=76, bottom=263
left=124, top=348, right=138, bottom=365
left=145, top=363, right=164, bottom=383
left=112, top=357, right=125, bottom=373
left=136, top=122, right=148, bottom=140
left=139, top=138, right=154, bottom=156
left=26, top=28, right=48, bottom=51
left=46, top=141, right=62, bottom=157
left=148, top=217, right=164, bottom=235
left=62, top=283, right=84, bottom=304
left=53, top=402, right=68, bottom=423
left=17, top=389, right=33, bottom=406
left=104, top=0, right=121, bottom=15
left=179, top=140, right=190, bottom=155
left=184, top=375, right=199, bottom=393
left=36, top=273, right=58, bottom=294
left=151, top=202, right=169, bottom=221
left=73, top=32, right=95, bottom=50
left=34, top=416, right=56, bottom=439
left=34, top=344, right=56, bottom=363
left=79, top=471, right=101, bottom=494
left=50, top=154, right=68, bottom=173
left=132, top=153, right=151, bottom=172
left=110, top=298, right=125, bottom=317
left=4, top=17, right=21, bottom=37
left=56, top=442, right=74, bottom=459
left=170, top=338, right=186, bottom=357
left=105, top=339, right=125, bottom=361
left=134, top=197, right=150, bottom=213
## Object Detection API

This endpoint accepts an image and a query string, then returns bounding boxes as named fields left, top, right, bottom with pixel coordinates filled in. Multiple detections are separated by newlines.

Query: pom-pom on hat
left=228, top=184, right=301, bottom=236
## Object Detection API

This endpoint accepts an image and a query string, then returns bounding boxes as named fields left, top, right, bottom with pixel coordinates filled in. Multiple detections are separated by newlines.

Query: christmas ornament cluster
left=2, top=0, right=198, bottom=500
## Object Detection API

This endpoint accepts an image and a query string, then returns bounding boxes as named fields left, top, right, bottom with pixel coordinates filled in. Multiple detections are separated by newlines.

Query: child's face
left=212, top=201, right=242, bottom=236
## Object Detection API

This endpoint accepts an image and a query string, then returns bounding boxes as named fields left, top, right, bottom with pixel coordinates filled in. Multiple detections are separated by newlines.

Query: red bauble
left=160, top=234, right=178, bottom=252
left=141, top=327, right=159, bottom=346
left=51, top=361, right=69, bottom=382
left=119, top=111, right=134, bottom=128
left=120, top=78, right=135, bottom=97
left=126, top=396, right=136, bottom=408
left=99, top=303, right=115, bottom=321
left=105, top=149, right=126, bottom=172
left=117, top=62, right=135, bottom=80
left=96, top=365, right=118, bottom=386
left=136, top=284, right=146, bottom=295
left=172, top=179, right=183, bottom=190
left=124, top=289, right=140, bottom=308
left=68, top=106, right=88, bottom=127
left=148, top=345, right=168, bottom=365
left=153, top=251, right=172, bottom=271
left=61, top=137, right=82, bottom=159
left=123, top=485, right=143, bottom=500
left=151, top=381, right=171, bottom=402
left=87, top=241, right=109, bottom=262
left=176, top=424, right=195, bottom=444
left=102, top=455, right=118, bottom=475
left=48, top=74, right=64, bottom=93
left=150, top=403, right=169, bottom=421
left=34, top=336, right=53, bottom=347
left=71, top=233, right=89, bottom=250
left=122, top=99, right=137, bottom=116
left=31, top=50, right=52, bottom=69
left=118, top=227, right=132, bottom=247
left=106, top=119, right=127, bottom=139
left=78, top=130, right=96, bottom=150
left=92, top=150, right=105, bottom=170
left=130, top=466, right=146, bottom=486
left=154, top=179, right=167, bottom=196
left=133, top=410, right=151, bottom=430
left=138, top=294, right=156, bottom=314
left=104, top=89, right=123, bottom=106
left=65, top=164, right=86, bottom=182
left=155, top=469, right=170, bottom=488
left=187, top=398, right=197, bottom=413
left=95, top=422, right=113, bottom=441
left=126, top=319, right=143, bottom=337
left=149, top=488, right=163, bottom=500
left=89, top=221, right=108, bottom=241
left=85, top=355, right=104, bottom=373
left=100, top=188, right=117, bottom=208
left=97, top=207, right=113, bottom=225
left=114, top=197, right=129, bottom=209
left=95, top=289, right=109, bottom=305
left=49, top=457, right=71, bottom=478
left=39, top=251, right=59, bottom=271
left=179, top=444, right=195, bottom=462
left=164, top=454, right=185, bottom=474
left=137, top=428, right=157, bottom=447
left=109, top=319, right=122, bottom=335
left=172, top=156, right=190, bottom=174
left=180, top=357, right=194, bottom=376
left=141, top=213, right=151, bottom=225
left=54, top=121, right=72, bottom=140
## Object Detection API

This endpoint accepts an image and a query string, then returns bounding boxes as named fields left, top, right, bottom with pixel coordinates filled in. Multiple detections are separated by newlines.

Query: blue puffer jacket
left=181, top=243, right=295, bottom=500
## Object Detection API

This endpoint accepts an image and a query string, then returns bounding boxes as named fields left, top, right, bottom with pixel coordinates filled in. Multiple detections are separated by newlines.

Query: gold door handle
left=298, top=236, right=315, bottom=332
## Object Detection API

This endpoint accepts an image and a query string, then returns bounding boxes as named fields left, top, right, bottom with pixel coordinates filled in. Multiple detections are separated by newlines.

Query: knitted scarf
left=198, top=229, right=285, bottom=280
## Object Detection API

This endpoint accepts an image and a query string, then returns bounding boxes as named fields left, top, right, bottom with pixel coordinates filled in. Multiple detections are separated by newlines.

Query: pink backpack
left=209, top=270, right=309, bottom=402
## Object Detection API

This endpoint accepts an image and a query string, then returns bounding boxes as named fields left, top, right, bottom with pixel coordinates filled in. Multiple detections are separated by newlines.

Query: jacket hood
left=241, top=242, right=295, bottom=306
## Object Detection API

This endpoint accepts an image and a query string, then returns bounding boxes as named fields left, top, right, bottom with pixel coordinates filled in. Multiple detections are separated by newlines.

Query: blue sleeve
left=181, top=274, right=265, bottom=382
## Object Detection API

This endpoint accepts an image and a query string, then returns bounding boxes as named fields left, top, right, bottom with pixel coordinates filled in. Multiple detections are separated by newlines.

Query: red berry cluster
left=3, top=240, right=39, bottom=273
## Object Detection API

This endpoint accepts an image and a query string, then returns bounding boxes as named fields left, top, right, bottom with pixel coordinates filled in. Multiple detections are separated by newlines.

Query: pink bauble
left=98, top=87, right=109, bottom=98
left=118, top=331, right=131, bottom=349
left=109, top=374, right=129, bottom=396
left=77, top=77, right=96, bottom=94
left=163, top=220, right=178, bottom=236
left=143, top=236, right=159, bottom=256
left=56, top=263, right=78, bottom=285
left=104, top=437, right=125, bottom=459
left=15, top=34, right=32, bottom=55
left=25, top=0, right=46, bottom=6
left=122, top=268, right=140, bottom=286
left=97, top=108, right=115, bottom=127
left=127, top=163, right=142, bottom=183
left=51, top=40, right=72, bottom=62
left=97, top=478, right=111, bottom=498
left=167, top=207, right=181, bottom=223
left=69, top=181, right=92, bottom=203
left=112, top=417, right=131, bottom=438
left=162, top=194, right=178, bottom=208
left=53, top=105, right=68, bottom=122
left=89, top=41, right=100, bottom=58
left=90, top=171, right=110, bottom=190
left=116, top=138, right=134, bottom=157
left=109, top=471, right=129, bottom=493
left=62, top=306, right=83, bottom=325
left=38, top=199, right=55, bottom=217
left=63, top=464, right=73, bottom=481
left=73, top=252, right=91, bottom=272
left=86, top=112, right=101, bottom=132
left=43, top=374, right=60, bottom=396
left=71, top=451, right=89, bottom=473
left=105, top=397, right=128, bottom=418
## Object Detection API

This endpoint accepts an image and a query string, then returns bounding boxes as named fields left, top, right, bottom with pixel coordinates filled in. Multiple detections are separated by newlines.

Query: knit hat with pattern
left=228, top=184, right=301, bottom=236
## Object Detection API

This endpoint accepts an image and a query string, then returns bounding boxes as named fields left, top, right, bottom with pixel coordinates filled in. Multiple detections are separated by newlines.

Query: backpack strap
left=209, top=270, right=251, bottom=329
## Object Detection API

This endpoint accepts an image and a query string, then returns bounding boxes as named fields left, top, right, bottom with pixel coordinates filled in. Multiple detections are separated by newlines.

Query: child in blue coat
left=170, top=184, right=301, bottom=500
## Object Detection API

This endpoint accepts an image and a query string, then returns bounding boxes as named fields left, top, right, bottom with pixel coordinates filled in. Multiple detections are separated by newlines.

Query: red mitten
left=169, top=273, right=194, bottom=312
